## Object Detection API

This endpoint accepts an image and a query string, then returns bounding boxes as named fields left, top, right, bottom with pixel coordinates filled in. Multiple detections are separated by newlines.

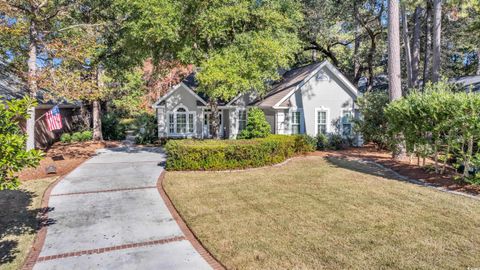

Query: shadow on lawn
left=325, top=156, right=404, bottom=181
left=0, top=189, right=55, bottom=264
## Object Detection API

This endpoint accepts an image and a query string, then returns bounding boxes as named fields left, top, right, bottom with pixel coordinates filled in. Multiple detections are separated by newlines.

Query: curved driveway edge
left=156, top=171, right=225, bottom=270
left=25, top=147, right=213, bottom=270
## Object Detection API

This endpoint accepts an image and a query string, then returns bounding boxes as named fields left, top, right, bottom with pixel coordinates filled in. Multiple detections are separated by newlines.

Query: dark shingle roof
left=254, top=62, right=323, bottom=107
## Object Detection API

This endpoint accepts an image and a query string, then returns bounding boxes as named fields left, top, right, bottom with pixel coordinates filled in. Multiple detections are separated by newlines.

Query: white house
left=153, top=60, right=361, bottom=142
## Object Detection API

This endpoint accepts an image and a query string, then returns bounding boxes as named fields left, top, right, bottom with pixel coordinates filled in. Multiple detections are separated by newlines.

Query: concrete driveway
left=33, top=147, right=212, bottom=270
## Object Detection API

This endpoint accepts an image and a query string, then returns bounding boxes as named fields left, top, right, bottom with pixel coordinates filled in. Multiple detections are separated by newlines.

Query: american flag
left=46, top=105, right=63, bottom=131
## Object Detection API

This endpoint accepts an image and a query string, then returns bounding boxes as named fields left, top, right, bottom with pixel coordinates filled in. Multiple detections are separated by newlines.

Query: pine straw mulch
left=19, top=141, right=122, bottom=181
left=310, top=145, right=480, bottom=196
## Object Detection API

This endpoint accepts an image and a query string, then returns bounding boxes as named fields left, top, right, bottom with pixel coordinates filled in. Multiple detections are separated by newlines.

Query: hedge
left=165, top=135, right=315, bottom=171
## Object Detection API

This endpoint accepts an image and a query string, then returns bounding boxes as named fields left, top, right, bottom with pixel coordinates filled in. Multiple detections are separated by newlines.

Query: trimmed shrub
left=237, top=108, right=271, bottom=139
left=81, top=130, right=93, bottom=141
left=295, top=134, right=316, bottom=153
left=71, top=132, right=83, bottom=142
left=60, top=133, right=72, bottom=143
left=316, top=133, right=329, bottom=150
left=165, top=135, right=314, bottom=171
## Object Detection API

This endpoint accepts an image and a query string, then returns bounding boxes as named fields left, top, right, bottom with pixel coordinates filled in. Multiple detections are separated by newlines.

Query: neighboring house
left=153, top=60, right=361, bottom=143
left=359, top=74, right=480, bottom=93
left=451, top=75, right=480, bottom=93
left=0, top=61, right=82, bottom=148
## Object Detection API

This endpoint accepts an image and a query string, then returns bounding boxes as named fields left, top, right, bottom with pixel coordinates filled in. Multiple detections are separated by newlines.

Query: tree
left=0, top=97, right=43, bottom=190
left=176, top=0, right=303, bottom=138
left=432, top=0, right=442, bottom=82
left=0, top=0, right=77, bottom=149
left=388, top=0, right=405, bottom=159
left=237, top=108, right=271, bottom=139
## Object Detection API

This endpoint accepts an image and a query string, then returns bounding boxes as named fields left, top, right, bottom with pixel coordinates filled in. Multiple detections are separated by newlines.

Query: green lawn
left=0, top=177, right=57, bottom=270
left=164, top=156, right=480, bottom=270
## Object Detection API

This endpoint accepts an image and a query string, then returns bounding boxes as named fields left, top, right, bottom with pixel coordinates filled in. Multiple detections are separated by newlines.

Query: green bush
left=329, top=134, right=348, bottom=150
left=60, top=133, right=72, bottom=143
left=353, top=91, right=390, bottom=149
left=295, top=134, right=316, bottom=152
left=316, top=133, right=329, bottom=150
left=237, top=108, right=271, bottom=139
left=165, top=135, right=314, bottom=171
left=1, top=96, right=43, bottom=190
left=81, top=130, right=93, bottom=141
left=134, top=113, right=158, bottom=144
left=102, top=112, right=123, bottom=140
left=71, top=132, right=83, bottom=142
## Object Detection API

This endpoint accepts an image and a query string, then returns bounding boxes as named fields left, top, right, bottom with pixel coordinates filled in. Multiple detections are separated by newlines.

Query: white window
left=238, top=109, right=247, bottom=131
left=168, top=114, right=174, bottom=133
left=188, top=114, right=194, bottom=133
left=341, top=110, right=353, bottom=136
left=291, top=111, right=301, bottom=134
left=169, top=106, right=195, bottom=135
left=317, top=111, right=327, bottom=135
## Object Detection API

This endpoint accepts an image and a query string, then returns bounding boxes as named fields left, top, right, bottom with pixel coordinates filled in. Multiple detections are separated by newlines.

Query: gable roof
left=254, top=60, right=358, bottom=108
left=152, top=81, right=208, bottom=107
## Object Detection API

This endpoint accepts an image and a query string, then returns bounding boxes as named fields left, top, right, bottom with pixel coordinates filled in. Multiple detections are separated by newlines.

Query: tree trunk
left=388, top=0, right=405, bottom=160
left=411, top=7, right=422, bottom=87
left=312, top=50, right=317, bottom=62
left=92, top=100, right=102, bottom=141
left=401, top=5, right=413, bottom=89
left=353, top=0, right=363, bottom=86
left=388, top=0, right=402, bottom=101
left=463, top=137, right=474, bottom=178
left=476, top=49, right=480, bottom=76
left=93, top=66, right=104, bottom=141
left=431, top=0, right=442, bottom=82
left=366, top=36, right=377, bottom=91
left=422, top=3, right=432, bottom=87
left=208, top=99, right=221, bottom=139
left=26, top=20, right=38, bottom=150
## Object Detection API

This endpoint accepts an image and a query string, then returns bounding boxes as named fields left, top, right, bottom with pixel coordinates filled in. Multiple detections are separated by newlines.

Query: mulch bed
left=310, top=145, right=480, bottom=196
left=19, top=141, right=122, bottom=181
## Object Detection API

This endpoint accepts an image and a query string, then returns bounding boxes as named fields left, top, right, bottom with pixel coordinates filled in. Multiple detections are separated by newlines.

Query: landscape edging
left=156, top=171, right=226, bottom=270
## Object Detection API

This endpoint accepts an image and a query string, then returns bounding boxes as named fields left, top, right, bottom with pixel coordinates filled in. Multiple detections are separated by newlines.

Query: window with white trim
left=238, top=109, right=247, bottom=131
left=317, top=111, right=327, bottom=135
left=341, top=110, right=353, bottom=136
left=168, top=114, right=174, bottom=133
left=291, top=111, right=301, bottom=134
left=169, top=106, right=195, bottom=135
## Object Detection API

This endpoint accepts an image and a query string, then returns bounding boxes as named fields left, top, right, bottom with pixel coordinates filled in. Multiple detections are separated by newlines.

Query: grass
left=164, top=156, right=480, bottom=270
left=0, top=177, right=57, bottom=270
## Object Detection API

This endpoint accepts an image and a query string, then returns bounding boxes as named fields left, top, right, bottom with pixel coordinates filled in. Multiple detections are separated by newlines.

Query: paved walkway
left=33, top=147, right=212, bottom=270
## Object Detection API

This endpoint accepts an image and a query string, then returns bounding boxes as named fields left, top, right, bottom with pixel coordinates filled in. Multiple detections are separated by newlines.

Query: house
left=153, top=60, right=361, bottom=142
left=451, top=75, right=480, bottom=93
left=0, top=61, right=82, bottom=148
